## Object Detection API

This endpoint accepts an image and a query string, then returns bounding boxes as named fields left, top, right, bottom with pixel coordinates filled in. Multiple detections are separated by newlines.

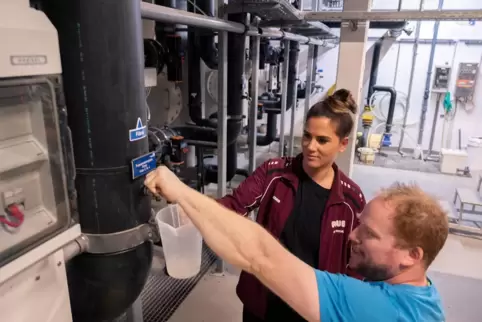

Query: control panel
left=0, top=80, right=70, bottom=266
left=432, top=66, right=451, bottom=92
left=455, top=62, right=479, bottom=98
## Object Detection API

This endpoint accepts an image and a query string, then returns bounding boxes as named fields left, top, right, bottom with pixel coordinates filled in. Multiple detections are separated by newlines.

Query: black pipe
left=373, top=86, right=397, bottom=133
left=367, top=39, right=382, bottom=105
left=257, top=112, right=277, bottom=146
left=42, top=1, right=152, bottom=321
left=204, top=143, right=238, bottom=183
left=172, top=119, right=243, bottom=146
left=324, top=21, right=407, bottom=30
left=287, top=41, right=300, bottom=111
left=196, top=0, right=218, bottom=69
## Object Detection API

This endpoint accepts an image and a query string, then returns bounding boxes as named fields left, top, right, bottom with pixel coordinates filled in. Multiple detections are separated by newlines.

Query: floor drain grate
left=141, top=245, right=217, bottom=322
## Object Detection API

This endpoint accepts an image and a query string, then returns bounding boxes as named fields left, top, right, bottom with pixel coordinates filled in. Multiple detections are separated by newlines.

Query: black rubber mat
left=140, top=244, right=217, bottom=322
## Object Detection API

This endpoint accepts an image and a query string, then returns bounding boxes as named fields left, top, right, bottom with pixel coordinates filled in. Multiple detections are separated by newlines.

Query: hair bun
left=331, top=89, right=357, bottom=114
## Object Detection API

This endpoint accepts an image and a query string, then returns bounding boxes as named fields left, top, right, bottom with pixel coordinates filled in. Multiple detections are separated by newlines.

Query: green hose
left=443, top=91, right=453, bottom=113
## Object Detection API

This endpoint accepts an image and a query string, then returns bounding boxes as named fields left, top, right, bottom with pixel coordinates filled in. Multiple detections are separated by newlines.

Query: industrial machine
left=0, top=0, right=412, bottom=321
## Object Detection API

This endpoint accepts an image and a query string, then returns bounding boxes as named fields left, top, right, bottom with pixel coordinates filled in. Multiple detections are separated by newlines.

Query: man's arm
left=217, top=160, right=269, bottom=215
left=145, top=167, right=321, bottom=321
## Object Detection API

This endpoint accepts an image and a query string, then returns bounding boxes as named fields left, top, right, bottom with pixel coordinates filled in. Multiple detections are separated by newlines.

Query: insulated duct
left=42, top=1, right=152, bottom=321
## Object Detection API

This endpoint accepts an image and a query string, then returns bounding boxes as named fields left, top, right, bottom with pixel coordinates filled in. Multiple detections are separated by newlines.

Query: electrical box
left=432, top=66, right=451, bottom=92
left=455, top=62, right=479, bottom=98
left=0, top=81, right=71, bottom=267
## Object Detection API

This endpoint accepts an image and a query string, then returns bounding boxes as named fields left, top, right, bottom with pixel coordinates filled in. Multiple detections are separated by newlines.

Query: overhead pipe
left=42, top=1, right=152, bottom=321
left=417, top=0, right=443, bottom=146
left=140, top=2, right=337, bottom=47
left=324, top=21, right=407, bottom=30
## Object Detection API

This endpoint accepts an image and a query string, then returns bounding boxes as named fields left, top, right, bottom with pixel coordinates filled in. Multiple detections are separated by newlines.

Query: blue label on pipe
left=131, top=152, right=157, bottom=179
left=129, top=118, right=147, bottom=142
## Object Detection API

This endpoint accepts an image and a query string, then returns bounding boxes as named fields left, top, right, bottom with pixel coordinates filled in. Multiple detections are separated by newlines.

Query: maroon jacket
left=218, top=154, right=366, bottom=319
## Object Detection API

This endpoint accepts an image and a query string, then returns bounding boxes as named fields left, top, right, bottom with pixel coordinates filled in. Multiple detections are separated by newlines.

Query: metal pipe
left=398, top=0, right=425, bottom=155
left=367, top=39, right=382, bottom=105
left=140, top=2, right=334, bottom=47
left=417, top=0, right=444, bottom=146
left=426, top=93, right=442, bottom=159
left=64, top=235, right=89, bottom=262
left=304, top=45, right=315, bottom=120
left=288, top=41, right=300, bottom=157
left=279, top=40, right=291, bottom=157
left=249, top=35, right=260, bottom=173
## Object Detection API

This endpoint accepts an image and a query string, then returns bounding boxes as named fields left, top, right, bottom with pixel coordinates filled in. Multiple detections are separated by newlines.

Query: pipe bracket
left=84, top=223, right=157, bottom=254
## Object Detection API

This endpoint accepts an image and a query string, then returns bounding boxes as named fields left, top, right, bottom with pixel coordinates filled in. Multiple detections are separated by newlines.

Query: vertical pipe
left=304, top=45, right=315, bottom=119
left=426, top=93, right=442, bottom=158
left=367, top=40, right=382, bottom=105
left=279, top=39, right=291, bottom=157
left=249, top=36, right=260, bottom=173
left=417, top=0, right=444, bottom=145
left=288, top=42, right=300, bottom=157
left=398, top=0, right=425, bottom=154
left=215, top=25, right=228, bottom=273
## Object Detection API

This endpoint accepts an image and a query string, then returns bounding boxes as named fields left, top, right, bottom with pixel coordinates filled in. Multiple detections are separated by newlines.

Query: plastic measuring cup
left=155, top=204, right=202, bottom=279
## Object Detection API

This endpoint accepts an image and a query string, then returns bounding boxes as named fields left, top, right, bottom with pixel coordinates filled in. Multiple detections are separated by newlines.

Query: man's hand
left=144, top=166, right=185, bottom=203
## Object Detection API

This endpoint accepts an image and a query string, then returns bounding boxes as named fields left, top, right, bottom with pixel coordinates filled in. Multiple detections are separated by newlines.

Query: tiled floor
left=165, top=162, right=482, bottom=322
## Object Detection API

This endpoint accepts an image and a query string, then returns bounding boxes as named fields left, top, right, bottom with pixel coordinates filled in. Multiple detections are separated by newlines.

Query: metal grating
left=140, top=244, right=217, bottom=322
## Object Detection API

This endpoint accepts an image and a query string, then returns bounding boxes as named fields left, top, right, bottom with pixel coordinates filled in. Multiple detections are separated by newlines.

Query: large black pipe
left=202, top=13, right=247, bottom=184
left=257, top=112, right=278, bottom=146
left=196, top=0, right=218, bottom=69
left=373, top=86, right=398, bottom=133
left=367, top=39, right=382, bottom=105
left=42, top=1, right=152, bottom=320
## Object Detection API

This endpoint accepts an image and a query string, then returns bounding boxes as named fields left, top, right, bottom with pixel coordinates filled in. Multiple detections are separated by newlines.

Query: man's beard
left=353, top=260, right=394, bottom=281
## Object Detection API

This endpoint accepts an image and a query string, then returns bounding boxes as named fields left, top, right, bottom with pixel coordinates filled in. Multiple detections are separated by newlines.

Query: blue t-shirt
left=315, top=270, right=445, bottom=322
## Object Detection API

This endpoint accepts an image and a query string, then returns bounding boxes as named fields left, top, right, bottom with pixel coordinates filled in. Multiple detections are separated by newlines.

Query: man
left=218, top=89, right=365, bottom=321
left=145, top=167, right=448, bottom=321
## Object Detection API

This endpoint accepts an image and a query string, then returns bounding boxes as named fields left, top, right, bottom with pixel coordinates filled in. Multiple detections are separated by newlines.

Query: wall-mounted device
left=455, top=62, right=479, bottom=98
left=432, top=66, right=452, bottom=92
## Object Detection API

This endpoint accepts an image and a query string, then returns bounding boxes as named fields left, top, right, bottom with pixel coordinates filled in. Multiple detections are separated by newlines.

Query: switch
left=2, top=188, right=25, bottom=207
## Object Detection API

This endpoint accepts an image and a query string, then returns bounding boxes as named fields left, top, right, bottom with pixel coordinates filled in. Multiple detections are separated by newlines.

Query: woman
left=218, top=89, right=366, bottom=321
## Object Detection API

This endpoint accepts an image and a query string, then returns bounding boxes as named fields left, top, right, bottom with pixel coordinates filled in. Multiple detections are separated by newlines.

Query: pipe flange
left=84, top=223, right=156, bottom=254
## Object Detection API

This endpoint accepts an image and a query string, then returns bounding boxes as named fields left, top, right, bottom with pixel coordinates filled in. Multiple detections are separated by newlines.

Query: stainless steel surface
left=141, top=245, right=217, bottom=322
left=125, top=296, right=144, bottom=322
left=215, top=27, right=228, bottom=273
left=304, top=9, right=482, bottom=21
left=84, top=224, right=154, bottom=254
left=140, top=2, right=334, bottom=46
left=249, top=36, right=260, bottom=173
left=279, top=40, right=291, bottom=157
left=288, top=48, right=300, bottom=157
left=304, top=45, right=315, bottom=120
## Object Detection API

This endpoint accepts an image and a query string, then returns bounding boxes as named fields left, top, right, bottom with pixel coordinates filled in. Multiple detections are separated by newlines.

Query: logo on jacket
left=331, top=220, right=346, bottom=234
left=331, top=220, right=346, bottom=229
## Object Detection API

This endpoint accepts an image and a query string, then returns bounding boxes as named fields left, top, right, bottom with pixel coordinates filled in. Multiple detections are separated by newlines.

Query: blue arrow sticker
left=129, top=117, right=147, bottom=142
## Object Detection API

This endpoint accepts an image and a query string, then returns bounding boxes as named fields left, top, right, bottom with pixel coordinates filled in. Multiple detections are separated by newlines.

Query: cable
left=1, top=204, right=25, bottom=228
